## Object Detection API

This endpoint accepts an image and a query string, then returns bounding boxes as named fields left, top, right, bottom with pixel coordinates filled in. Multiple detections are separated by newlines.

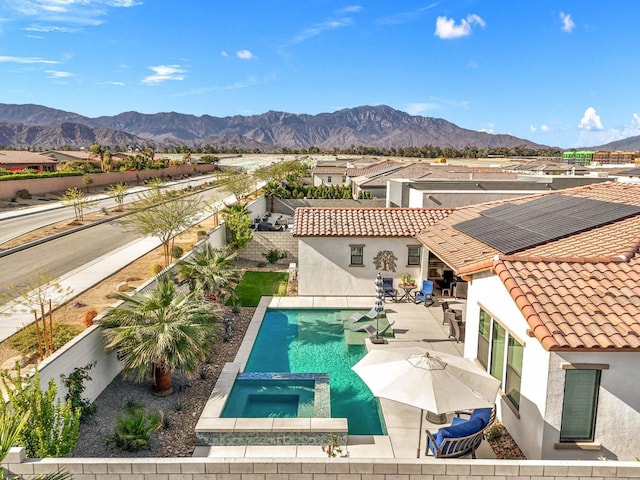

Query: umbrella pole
left=417, top=409, right=423, bottom=458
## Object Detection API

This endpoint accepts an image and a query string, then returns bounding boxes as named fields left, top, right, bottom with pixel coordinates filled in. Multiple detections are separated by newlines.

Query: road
left=0, top=175, right=219, bottom=245
left=0, top=182, right=235, bottom=296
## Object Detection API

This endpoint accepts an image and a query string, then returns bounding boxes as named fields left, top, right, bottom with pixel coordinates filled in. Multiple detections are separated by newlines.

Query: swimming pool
left=221, top=308, right=387, bottom=435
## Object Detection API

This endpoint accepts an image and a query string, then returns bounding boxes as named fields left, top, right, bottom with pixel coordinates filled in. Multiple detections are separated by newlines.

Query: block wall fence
left=4, top=448, right=640, bottom=480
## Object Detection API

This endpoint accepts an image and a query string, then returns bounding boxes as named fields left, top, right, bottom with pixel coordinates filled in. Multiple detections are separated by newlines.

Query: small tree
left=222, top=204, right=252, bottom=251
left=0, top=365, right=81, bottom=458
left=219, top=172, right=256, bottom=203
left=0, top=268, right=72, bottom=360
left=61, top=186, right=95, bottom=222
left=82, top=174, right=94, bottom=192
left=119, top=192, right=206, bottom=266
left=107, top=182, right=128, bottom=211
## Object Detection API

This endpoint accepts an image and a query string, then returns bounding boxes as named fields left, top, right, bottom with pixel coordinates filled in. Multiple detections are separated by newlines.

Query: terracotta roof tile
left=495, top=255, right=640, bottom=351
left=292, top=207, right=453, bottom=237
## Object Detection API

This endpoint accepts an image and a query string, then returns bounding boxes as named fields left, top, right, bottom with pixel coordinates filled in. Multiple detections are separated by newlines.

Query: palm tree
left=100, top=275, right=221, bottom=396
left=177, top=244, right=240, bottom=302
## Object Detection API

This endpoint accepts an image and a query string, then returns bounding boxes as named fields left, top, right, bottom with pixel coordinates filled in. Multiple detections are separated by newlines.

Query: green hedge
left=0, top=172, right=84, bottom=182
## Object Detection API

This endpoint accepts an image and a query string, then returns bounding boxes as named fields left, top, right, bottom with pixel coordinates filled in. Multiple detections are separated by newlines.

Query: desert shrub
left=83, top=309, right=98, bottom=327
left=0, top=365, right=80, bottom=457
left=152, top=263, right=164, bottom=275
left=170, top=245, right=184, bottom=259
left=15, top=188, right=31, bottom=199
left=61, top=362, right=97, bottom=420
left=486, top=424, right=503, bottom=442
left=263, top=249, right=287, bottom=264
left=8, top=323, right=82, bottom=356
left=197, top=230, right=207, bottom=240
left=108, top=405, right=162, bottom=452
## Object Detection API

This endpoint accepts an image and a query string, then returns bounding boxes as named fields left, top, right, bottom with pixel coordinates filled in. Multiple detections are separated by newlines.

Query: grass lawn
left=233, top=271, right=289, bottom=307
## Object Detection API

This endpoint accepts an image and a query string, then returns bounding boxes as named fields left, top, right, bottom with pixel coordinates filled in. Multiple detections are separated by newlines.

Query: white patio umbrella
left=352, top=346, right=501, bottom=457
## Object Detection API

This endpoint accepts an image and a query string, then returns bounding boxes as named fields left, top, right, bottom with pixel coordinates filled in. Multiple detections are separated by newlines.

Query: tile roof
left=345, top=160, right=404, bottom=178
left=415, top=182, right=640, bottom=351
left=310, top=166, right=348, bottom=174
left=494, top=256, right=640, bottom=351
left=293, top=207, right=453, bottom=237
left=0, top=151, right=57, bottom=164
left=417, top=182, right=640, bottom=274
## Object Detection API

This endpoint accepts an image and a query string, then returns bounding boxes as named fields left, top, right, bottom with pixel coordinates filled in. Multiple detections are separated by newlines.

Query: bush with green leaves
left=0, top=365, right=80, bottom=457
left=108, top=405, right=163, bottom=452
left=263, top=249, right=287, bottom=264
left=170, top=245, right=184, bottom=259
left=61, top=363, right=97, bottom=420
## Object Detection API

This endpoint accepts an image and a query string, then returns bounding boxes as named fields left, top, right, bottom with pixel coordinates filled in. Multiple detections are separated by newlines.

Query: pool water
left=238, top=308, right=387, bottom=435
left=223, top=378, right=316, bottom=418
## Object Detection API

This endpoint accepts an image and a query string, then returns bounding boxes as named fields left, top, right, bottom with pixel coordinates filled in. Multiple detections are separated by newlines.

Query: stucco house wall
left=544, top=350, right=640, bottom=461
left=463, top=272, right=640, bottom=461
left=297, top=237, right=423, bottom=296
left=463, top=272, right=551, bottom=460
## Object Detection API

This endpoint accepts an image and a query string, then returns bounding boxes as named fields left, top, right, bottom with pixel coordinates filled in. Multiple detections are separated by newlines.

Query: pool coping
left=195, top=297, right=377, bottom=445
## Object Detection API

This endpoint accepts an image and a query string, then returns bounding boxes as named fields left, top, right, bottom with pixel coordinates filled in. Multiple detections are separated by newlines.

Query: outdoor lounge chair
left=382, top=277, right=398, bottom=302
left=348, top=320, right=396, bottom=335
left=346, top=307, right=378, bottom=324
left=414, top=280, right=434, bottom=307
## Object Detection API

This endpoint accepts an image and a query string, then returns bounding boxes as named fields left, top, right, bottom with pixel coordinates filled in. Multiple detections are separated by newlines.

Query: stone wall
left=237, top=232, right=298, bottom=264
left=4, top=449, right=639, bottom=480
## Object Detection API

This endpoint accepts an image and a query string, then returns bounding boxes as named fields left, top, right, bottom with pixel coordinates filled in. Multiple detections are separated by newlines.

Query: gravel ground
left=72, top=307, right=254, bottom=458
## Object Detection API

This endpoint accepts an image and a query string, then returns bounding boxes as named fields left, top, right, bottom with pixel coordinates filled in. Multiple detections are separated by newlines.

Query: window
left=327, top=175, right=332, bottom=183
left=505, top=336, right=523, bottom=408
left=490, top=323, right=505, bottom=381
left=407, top=246, right=421, bottom=266
left=350, top=245, right=364, bottom=266
left=477, top=308, right=524, bottom=411
left=477, top=309, right=491, bottom=368
left=560, top=369, right=601, bottom=442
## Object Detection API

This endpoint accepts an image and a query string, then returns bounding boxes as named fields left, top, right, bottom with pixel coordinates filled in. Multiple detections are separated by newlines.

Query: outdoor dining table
left=398, top=283, right=416, bottom=302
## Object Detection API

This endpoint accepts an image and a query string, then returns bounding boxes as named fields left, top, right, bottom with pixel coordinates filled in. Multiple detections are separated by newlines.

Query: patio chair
left=445, top=310, right=465, bottom=342
left=348, top=320, right=395, bottom=335
left=414, top=280, right=434, bottom=307
left=346, top=306, right=378, bottom=324
left=382, top=277, right=398, bottom=302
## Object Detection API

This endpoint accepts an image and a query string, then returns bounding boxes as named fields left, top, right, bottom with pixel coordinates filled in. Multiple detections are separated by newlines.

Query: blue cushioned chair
left=426, top=408, right=495, bottom=458
left=382, top=277, right=397, bottom=302
left=414, top=280, right=434, bottom=307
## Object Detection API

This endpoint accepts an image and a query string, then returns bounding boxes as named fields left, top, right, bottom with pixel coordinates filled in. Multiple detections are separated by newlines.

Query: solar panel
left=454, top=194, right=640, bottom=254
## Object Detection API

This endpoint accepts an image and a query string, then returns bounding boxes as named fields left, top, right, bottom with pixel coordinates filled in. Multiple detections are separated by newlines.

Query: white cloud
left=25, top=24, right=80, bottom=33
left=578, top=107, right=604, bottom=131
left=478, top=128, right=494, bottom=134
left=631, top=113, right=640, bottom=128
left=236, top=49, right=255, bottom=60
left=220, top=50, right=228, bottom=57
left=102, top=81, right=125, bottom=86
left=540, top=124, right=550, bottom=132
left=405, top=102, right=439, bottom=115
left=530, top=125, right=537, bottom=133
left=0, top=55, right=59, bottom=64
left=339, top=5, right=362, bottom=14
left=142, top=65, right=186, bottom=84
left=376, top=3, right=437, bottom=25
left=45, top=69, right=73, bottom=78
left=531, top=124, right=551, bottom=133
left=467, top=60, right=479, bottom=69
left=435, top=14, right=485, bottom=39
left=6, top=0, right=141, bottom=28
left=560, top=12, right=575, bottom=33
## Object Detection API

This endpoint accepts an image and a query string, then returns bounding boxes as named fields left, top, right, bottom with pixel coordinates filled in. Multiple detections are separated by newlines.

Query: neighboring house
left=310, top=166, right=349, bottom=186
left=416, top=182, right=640, bottom=461
left=0, top=150, right=58, bottom=171
left=292, top=207, right=452, bottom=296
left=43, top=150, right=92, bottom=162
left=387, top=174, right=610, bottom=208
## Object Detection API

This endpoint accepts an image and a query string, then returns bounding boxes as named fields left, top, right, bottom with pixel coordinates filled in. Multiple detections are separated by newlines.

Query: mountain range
left=0, top=102, right=632, bottom=152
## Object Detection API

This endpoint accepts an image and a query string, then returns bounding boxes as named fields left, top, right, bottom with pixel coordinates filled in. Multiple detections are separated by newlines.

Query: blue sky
left=1, top=1, right=638, bottom=149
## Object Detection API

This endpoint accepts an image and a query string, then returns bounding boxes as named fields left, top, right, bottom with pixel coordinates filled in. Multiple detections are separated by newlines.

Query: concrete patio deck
left=195, top=295, right=496, bottom=460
